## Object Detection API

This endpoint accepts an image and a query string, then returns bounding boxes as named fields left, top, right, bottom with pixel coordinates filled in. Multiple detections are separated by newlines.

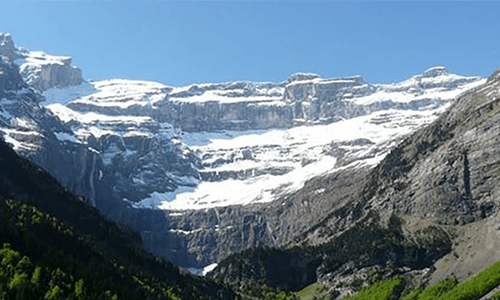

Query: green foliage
left=9, top=272, right=28, bottom=290
left=296, top=283, right=329, bottom=300
left=74, top=279, right=85, bottom=299
left=433, top=259, right=500, bottom=300
left=399, top=260, right=500, bottom=300
left=400, top=289, right=420, bottom=300
left=1, top=243, right=21, bottom=268
left=44, top=285, right=62, bottom=300
left=30, top=266, right=41, bottom=286
left=491, top=290, right=500, bottom=300
left=415, top=277, right=457, bottom=300
left=237, top=282, right=298, bottom=300
left=347, top=276, right=404, bottom=300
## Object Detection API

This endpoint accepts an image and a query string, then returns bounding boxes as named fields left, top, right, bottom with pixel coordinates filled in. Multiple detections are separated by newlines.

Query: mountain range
left=2, top=32, right=500, bottom=299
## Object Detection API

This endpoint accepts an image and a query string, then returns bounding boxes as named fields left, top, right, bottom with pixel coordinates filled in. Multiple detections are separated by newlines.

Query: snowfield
left=33, top=67, right=486, bottom=211
left=134, top=108, right=447, bottom=210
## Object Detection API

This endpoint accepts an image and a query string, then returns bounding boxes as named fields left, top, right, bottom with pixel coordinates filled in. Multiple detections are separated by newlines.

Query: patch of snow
left=350, top=78, right=486, bottom=105
left=74, top=127, right=115, bottom=139
left=170, top=93, right=283, bottom=104
left=41, top=82, right=97, bottom=106
left=203, top=263, right=218, bottom=276
left=54, top=132, right=81, bottom=144
left=168, top=228, right=203, bottom=235
left=315, top=188, right=326, bottom=194
left=0, top=128, right=41, bottom=151
left=169, top=212, right=184, bottom=217
left=135, top=107, right=444, bottom=210
left=132, top=186, right=195, bottom=209
left=11, top=117, right=38, bottom=130
left=185, top=263, right=218, bottom=277
left=68, top=79, right=170, bottom=109
left=17, top=51, right=71, bottom=70
left=46, top=103, right=152, bottom=125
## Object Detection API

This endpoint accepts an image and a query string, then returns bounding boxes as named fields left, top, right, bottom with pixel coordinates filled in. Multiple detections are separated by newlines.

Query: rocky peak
left=0, top=32, right=83, bottom=91
left=18, top=51, right=83, bottom=91
left=487, top=67, right=500, bottom=82
left=0, top=33, right=20, bottom=61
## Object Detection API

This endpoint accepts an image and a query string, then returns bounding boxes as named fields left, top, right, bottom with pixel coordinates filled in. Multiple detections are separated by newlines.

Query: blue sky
left=1, top=1, right=499, bottom=86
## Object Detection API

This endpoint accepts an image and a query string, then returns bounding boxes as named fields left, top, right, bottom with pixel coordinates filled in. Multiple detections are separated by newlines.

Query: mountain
left=0, top=131, right=235, bottom=298
left=209, top=69, right=500, bottom=297
left=0, top=31, right=490, bottom=277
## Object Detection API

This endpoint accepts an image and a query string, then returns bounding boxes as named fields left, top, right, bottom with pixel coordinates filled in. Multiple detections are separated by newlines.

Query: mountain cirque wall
left=0, top=32, right=491, bottom=271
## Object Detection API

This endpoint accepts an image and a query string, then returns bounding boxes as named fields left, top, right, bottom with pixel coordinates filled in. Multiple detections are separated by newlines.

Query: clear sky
left=1, top=1, right=499, bottom=86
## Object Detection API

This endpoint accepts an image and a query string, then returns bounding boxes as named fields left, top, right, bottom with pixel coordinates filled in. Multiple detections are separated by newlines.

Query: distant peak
left=0, top=32, right=12, bottom=39
left=422, top=66, right=447, bottom=77
left=487, top=67, right=500, bottom=82
left=288, top=72, right=321, bottom=83
left=0, top=32, right=18, bottom=61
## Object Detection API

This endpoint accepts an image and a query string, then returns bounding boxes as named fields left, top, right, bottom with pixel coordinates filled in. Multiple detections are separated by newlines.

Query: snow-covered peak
left=367, top=66, right=483, bottom=98
left=422, top=66, right=447, bottom=78
left=288, top=72, right=321, bottom=83
left=67, top=79, right=171, bottom=109
left=18, top=51, right=73, bottom=67
left=0, top=32, right=83, bottom=91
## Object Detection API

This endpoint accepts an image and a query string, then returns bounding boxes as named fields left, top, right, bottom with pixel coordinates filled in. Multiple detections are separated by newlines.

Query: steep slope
left=209, top=69, right=500, bottom=297
left=0, top=138, right=235, bottom=299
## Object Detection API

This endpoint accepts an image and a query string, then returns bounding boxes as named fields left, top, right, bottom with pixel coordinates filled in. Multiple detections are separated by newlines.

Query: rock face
left=0, top=56, right=115, bottom=215
left=209, top=70, right=500, bottom=294
left=1, top=32, right=83, bottom=91
left=0, top=33, right=19, bottom=61
left=18, top=52, right=83, bottom=91
left=0, top=55, right=25, bottom=96
left=38, top=69, right=484, bottom=270
left=1, top=32, right=494, bottom=274
left=369, top=72, right=500, bottom=224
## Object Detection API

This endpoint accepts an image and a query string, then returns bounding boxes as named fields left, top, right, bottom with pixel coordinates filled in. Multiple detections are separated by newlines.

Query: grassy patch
left=434, top=259, right=500, bottom=300
left=297, top=283, right=329, bottom=300
left=415, top=277, right=458, bottom=300
left=346, top=276, right=404, bottom=300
